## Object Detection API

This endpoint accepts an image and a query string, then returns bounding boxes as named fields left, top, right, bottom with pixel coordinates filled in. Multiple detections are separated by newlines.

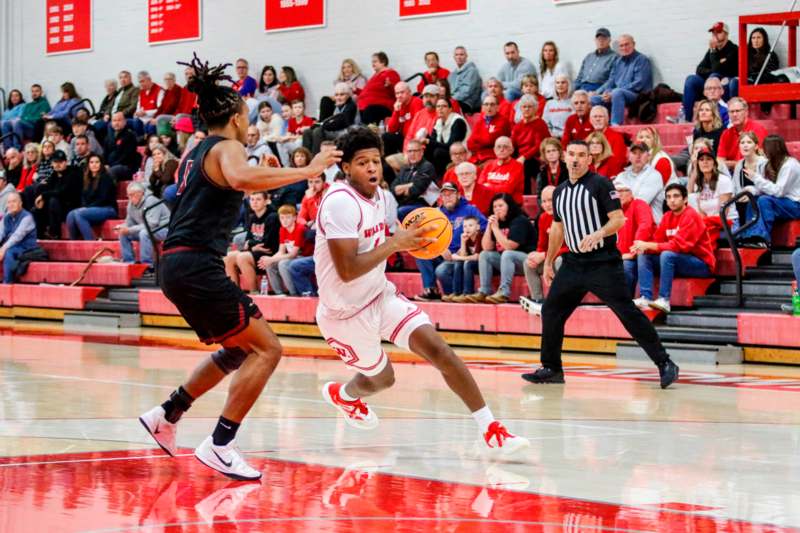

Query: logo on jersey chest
left=363, top=221, right=386, bottom=239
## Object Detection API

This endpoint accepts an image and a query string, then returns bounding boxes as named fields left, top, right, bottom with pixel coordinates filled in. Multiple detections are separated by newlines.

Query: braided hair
left=178, top=53, right=244, bottom=129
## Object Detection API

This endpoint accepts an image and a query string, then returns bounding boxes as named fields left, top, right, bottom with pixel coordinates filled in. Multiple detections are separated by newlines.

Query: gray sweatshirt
left=448, top=61, right=482, bottom=110
left=614, top=164, right=668, bottom=223
left=125, top=192, right=171, bottom=234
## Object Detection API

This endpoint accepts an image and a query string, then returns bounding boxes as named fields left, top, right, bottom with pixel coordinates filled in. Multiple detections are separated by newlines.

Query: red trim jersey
left=478, top=158, right=525, bottom=204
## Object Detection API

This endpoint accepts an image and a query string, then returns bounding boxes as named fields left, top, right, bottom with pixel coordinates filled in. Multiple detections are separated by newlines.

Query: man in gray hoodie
left=118, top=181, right=171, bottom=268
left=448, top=46, right=482, bottom=114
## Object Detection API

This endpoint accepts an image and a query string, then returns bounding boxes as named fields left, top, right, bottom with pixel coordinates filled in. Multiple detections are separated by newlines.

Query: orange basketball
left=401, top=207, right=453, bottom=260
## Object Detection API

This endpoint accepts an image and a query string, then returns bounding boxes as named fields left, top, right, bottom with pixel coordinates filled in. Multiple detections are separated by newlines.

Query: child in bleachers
left=259, top=204, right=314, bottom=296
left=446, top=215, right=483, bottom=303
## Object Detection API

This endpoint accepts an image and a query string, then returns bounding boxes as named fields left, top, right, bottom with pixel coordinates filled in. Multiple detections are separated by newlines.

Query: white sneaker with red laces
left=482, top=421, right=530, bottom=458
left=322, top=382, right=379, bottom=430
left=138, top=406, right=177, bottom=456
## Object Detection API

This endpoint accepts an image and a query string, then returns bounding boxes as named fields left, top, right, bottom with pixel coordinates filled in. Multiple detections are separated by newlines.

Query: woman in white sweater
left=542, top=75, right=572, bottom=138
left=736, top=134, right=800, bottom=248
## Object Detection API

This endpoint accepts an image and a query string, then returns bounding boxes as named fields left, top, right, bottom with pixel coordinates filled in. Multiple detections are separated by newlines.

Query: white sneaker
left=633, top=296, right=651, bottom=309
left=482, top=421, right=530, bottom=458
left=322, top=382, right=379, bottom=430
left=138, top=406, right=177, bottom=456
left=194, top=436, right=262, bottom=481
left=649, top=297, right=671, bottom=313
left=195, top=482, right=260, bottom=525
left=519, top=296, right=543, bottom=316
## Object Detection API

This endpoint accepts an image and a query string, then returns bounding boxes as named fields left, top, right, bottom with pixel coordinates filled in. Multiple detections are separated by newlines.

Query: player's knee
left=211, top=347, right=249, bottom=374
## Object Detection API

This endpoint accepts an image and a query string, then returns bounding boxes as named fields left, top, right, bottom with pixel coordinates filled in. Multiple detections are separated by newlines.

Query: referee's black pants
left=540, top=256, right=669, bottom=371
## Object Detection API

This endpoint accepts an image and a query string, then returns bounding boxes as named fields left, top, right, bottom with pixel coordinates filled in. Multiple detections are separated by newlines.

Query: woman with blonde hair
left=688, top=145, right=735, bottom=242
left=636, top=126, right=676, bottom=185
left=148, top=143, right=179, bottom=199
left=318, top=58, right=368, bottom=121
left=732, top=131, right=767, bottom=196
left=535, top=137, right=568, bottom=194
left=18, top=143, right=42, bottom=191
left=587, top=132, right=623, bottom=178
left=692, top=99, right=725, bottom=154
left=538, top=41, right=569, bottom=100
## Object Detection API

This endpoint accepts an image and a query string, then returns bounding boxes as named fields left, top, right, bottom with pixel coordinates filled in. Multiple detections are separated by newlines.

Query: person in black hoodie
left=104, top=111, right=141, bottom=181
left=33, top=150, right=83, bottom=239
left=302, top=83, right=357, bottom=154
left=682, top=21, right=739, bottom=121
left=65, top=153, right=117, bottom=240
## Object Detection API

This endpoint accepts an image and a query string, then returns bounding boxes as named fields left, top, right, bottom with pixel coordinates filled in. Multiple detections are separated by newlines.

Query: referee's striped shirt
left=552, top=171, right=622, bottom=261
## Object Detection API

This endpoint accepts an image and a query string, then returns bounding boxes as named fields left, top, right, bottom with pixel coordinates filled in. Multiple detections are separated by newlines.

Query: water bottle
left=792, top=281, right=800, bottom=317
left=677, top=108, right=686, bottom=123
left=378, top=120, right=386, bottom=135
left=260, top=276, right=269, bottom=296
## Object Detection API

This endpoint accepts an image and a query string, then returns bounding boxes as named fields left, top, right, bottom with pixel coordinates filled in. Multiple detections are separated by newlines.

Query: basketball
left=401, top=207, right=453, bottom=260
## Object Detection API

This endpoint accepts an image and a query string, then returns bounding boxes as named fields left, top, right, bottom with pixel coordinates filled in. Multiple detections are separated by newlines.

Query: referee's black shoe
left=658, top=359, right=679, bottom=389
left=521, top=367, right=565, bottom=384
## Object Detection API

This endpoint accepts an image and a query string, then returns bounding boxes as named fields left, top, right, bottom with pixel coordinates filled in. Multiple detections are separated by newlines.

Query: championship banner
left=399, top=0, right=469, bottom=19
left=264, top=0, right=326, bottom=33
left=148, top=0, right=202, bottom=45
left=46, top=0, right=92, bottom=55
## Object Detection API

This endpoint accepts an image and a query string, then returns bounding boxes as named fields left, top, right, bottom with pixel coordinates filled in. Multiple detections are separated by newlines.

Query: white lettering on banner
left=280, top=0, right=310, bottom=7
left=49, top=16, right=60, bottom=23
left=49, top=26, right=60, bottom=34
left=405, top=0, right=433, bottom=5
left=63, top=3, right=74, bottom=11
left=49, top=5, right=60, bottom=13
left=63, top=13, right=73, bottom=21
left=49, top=37, right=60, bottom=44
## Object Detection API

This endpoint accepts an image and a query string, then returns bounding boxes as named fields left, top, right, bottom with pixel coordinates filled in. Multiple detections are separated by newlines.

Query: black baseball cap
left=596, top=27, right=611, bottom=38
left=51, top=150, right=68, bottom=162
left=441, top=182, right=458, bottom=193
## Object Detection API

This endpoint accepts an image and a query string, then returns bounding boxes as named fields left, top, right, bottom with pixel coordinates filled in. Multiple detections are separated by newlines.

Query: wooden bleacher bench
left=39, top=240, right=137, bottom=262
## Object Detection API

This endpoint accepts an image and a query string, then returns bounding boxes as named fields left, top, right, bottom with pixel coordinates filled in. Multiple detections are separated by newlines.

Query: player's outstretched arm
left=217, top=141, right=341, bottom=193
left=327, top=224, right=433, bottom=283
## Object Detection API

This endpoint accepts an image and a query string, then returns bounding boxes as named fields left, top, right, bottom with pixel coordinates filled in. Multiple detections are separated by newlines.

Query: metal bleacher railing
left=0, top=88, right=6, bottom=115
left=69, top=98, right=96, bottom=119
left=720, top=191, right=762, bottom=307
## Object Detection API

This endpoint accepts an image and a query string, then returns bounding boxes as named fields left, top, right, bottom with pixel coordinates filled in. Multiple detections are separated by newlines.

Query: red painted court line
left=0, top=450, right=797, bottom=532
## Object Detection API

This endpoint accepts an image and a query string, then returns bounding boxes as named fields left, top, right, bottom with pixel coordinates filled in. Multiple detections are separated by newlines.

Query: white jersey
left=315, top=182, right=389, bottom=319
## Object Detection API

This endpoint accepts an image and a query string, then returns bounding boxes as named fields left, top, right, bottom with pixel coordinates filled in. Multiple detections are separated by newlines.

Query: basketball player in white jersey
left=314, top=127, right=529, bottom=455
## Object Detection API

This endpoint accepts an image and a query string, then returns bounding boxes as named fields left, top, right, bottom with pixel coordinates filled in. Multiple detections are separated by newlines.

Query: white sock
left=471, top=405, right=495, bottom=434
left=339, top=384, right=358, bottom=402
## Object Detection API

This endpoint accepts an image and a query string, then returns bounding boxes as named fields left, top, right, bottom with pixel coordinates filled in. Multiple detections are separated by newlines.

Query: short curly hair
left=336, top=126, right=383, bottom=164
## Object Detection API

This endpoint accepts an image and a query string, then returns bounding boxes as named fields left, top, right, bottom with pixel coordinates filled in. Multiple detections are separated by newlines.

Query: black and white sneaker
left=519, top=296, right=543, bottom=315
left=139, top=406, right=177, bottom=456
left=194, top=436, right=262, bottom=481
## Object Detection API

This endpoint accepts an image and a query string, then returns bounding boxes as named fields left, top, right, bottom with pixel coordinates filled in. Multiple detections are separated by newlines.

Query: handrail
left=0, top=88, right=6, bottom=115
left=143, top=197, right=171, bottom=286
left=404, top=72, right=424, bottom=94
left=69, top=98, right=96, bottom=119
left=719, top=191, right=761, bottom=307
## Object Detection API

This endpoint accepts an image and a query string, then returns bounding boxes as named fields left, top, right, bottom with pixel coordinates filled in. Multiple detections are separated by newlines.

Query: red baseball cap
left=709, top=21, right=729, bottom=34
left=697, top=146, right=715, bottom=158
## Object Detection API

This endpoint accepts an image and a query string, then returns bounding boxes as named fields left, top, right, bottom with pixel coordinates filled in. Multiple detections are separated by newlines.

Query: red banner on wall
left=264, top=0, right=326, bottom=33
left=148, top=0, right=201, bottom=45
left=399, top=0, right=469, bottom=19
left=46, top=0, right=92, bottom=55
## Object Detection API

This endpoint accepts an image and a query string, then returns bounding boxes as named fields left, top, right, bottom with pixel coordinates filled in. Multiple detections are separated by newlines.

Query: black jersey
left=164, top=136, right=244, bottom=256
left=552, top=171, right=621, bottom=262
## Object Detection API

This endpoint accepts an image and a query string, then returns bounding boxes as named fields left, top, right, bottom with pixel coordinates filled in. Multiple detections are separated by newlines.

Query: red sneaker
left=483, top=421, right=530, bottom=457
left=322, top=382, right=379, bottom=430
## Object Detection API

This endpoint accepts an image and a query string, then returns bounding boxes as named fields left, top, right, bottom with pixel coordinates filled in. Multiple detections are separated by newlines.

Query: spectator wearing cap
left=497, top=41, right=538, bottom=101
left=448, top=46, right=483, bottom=114
left=32, top=149, right=81, bottom=238
left=174, top=116, right=195, bottom=154
left=717, top=97, right=768, bottom=172
left=400, top=84, right=440, bottom=153
left=383, top=81, right=423, bottom=156
left=614, top=180, right=655, bottom=294
left=0, top=191, right=37, bottom=283
left=614, top=142, right=669, bottom=223
left=414, top=182, right=488, bottom=301
left=632, top=183, right=716, bottom=313
left=589, top=34, right=653, bottom=126
left=467, top=95, right=512, bottom=165
left=574, top=27, right=619, bottom=92
left=118, top=181, right=171, bottom=269
left=682, top=21, right=739, bottom=123
left=479, top=137, right=525, bottom=204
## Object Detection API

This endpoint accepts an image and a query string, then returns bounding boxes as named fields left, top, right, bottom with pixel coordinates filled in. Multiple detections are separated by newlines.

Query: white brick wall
left=1, top=0, right=795, bottom=115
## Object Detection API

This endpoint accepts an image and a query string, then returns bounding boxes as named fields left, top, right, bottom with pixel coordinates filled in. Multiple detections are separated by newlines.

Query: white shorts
left=316, top=281, right=432, bottom=377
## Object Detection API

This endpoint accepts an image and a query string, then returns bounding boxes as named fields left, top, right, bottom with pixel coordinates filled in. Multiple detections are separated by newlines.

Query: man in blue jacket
left=448, top=46, right=483, bottom=114
left=589, top=34, right=653, bottom=126
left=414, top=182, right=487, bottom=301
left=0, top=192, right=38, bottom=283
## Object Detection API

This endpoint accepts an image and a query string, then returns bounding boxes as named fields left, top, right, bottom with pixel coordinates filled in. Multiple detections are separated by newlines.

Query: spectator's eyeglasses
left=236, top=65, right=247, bottom=70
left=451, top=151, right=467, bottom=156
left=482, top=102, right=497, bottom=107
left=407, top=148, right=424, bottom=153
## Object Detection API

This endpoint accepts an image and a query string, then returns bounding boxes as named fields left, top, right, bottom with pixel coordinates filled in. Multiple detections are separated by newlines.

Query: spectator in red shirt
left=587, top=131, right=624, bottom=179
left=455, top=161, right=493, bottom=214
left=131, top=71, right=163, bottom=137
left=717, top=97, right=768, bottom=171
left=521, top=185, right=566, bottom=313
left=277, top=100, right=315, bottom=167
left=590, top=105, right=627, bottom=172
left=486, top=78, right=515, bottom=124
left=478, top=136, right=525, bottom=204
left=513, top=75, right=546, bottom=122
left=382, top=81, right=423, bottom=156
left=441, top=142, right=471, bottom=188
left=358, top=51, right=402, bottom=126
left=143, top=72, right=183, bottom=137
left=614, top=180, right=655, bottom=294
left=260, top=204, right=313, bottom=296
left=417, top=51, right=450, bottom=94
left=176, top=66, right=198, bottom=116
left=512, top=94, right=551, bottom=182
left=632, top=183, right=716, bottom=313
left=561, top=90, right=594, bottom=145
left=435, top=78, right=462, bottom=114
left=467, top=95, right=512, bottom=165
left=298, top=174, right=328, bottom=228
left=402, top=85, right=440, bottom=153
left=278, top=66, right=305, bottom=105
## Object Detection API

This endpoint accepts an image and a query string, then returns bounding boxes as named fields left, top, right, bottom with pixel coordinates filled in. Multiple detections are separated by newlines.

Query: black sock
left=161, top=386, right=194, bottom=424
left=212, top=416, right=241, bottom=446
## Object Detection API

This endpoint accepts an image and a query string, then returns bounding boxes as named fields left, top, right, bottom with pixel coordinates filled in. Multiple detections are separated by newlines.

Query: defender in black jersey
left=138, top=54, right=340, bottom=481
left=521, top=140, right=679, bottom=389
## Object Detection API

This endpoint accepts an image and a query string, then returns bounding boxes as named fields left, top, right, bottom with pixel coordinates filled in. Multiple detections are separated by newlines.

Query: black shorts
left=251, top=251, right=271, bottom=274
left=160, top=247, right=262, bottom=345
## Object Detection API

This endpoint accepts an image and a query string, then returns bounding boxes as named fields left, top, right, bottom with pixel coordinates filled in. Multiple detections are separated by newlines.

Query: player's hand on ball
left=579, top=230, right=604, bottom=252
left=392, top=222, right=435, bottom=251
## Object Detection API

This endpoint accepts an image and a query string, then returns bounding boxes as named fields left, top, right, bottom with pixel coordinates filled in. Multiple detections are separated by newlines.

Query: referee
left=521, top=140, right=679, bottom=389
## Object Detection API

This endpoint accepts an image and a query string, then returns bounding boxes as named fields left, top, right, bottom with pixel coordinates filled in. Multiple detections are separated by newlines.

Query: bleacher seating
left=18, top=262, right=148, bottom=286
left=39, top=240, right=135, bottom=261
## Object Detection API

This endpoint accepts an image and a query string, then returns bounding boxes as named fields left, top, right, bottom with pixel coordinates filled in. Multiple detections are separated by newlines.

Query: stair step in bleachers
left=715, top=248, right=768, bottom=277
left=60, top=220, right=126, bottom=240
left=8, top=285, right=104, bottom=309
left=118, top=199, right=128, bottom=219
left=19, top=263, right=149, bottom=286
left=738, top=312, right=800, bottom=348
left=617, top=120, right=800, bottom=146
left=0, top=285, right=11, bottom=306
left=39, top=240, right=137, bottom=261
